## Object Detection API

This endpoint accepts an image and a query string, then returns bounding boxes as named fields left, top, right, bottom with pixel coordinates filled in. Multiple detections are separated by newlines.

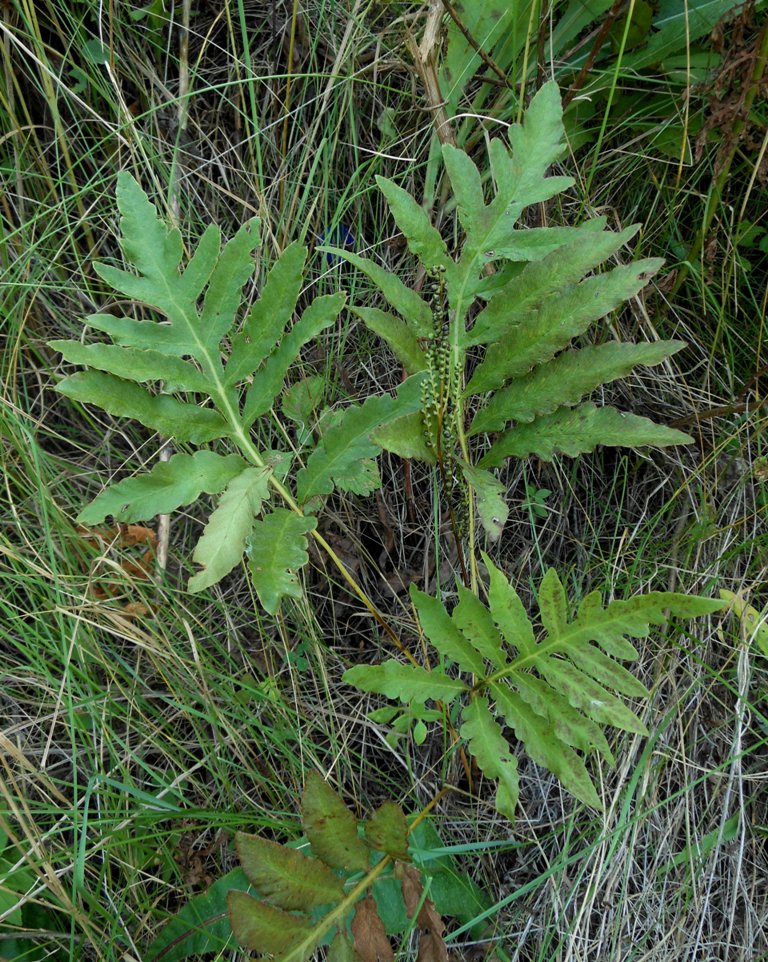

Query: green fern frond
left=296, top=379, right=424, bottom=506
left=226, top=892, right=315, bottom=958
left=461, top=696, right=519, bottom=819
left=322, top=82, right=689, bottom=548
left=50, top=173, right=389, bottom=611
left=235, top=835, right=344, bottom=910
left=77, top=452, right=247, bottom=526
left=225, top=240, right=307, bottom=385
left=349, top=307, right=426, bottom=375
left=242, top=292, right=345, bottom=425
left=469, top=341, right=685, bottom=434
left=187, top=467, right=272, bottom=593
left=464, top=260, right=666, bottom=395
left=56, top=371, right=229, bottom=443
left=346, top=558, right=724, bottom=816
left=320, top=246, right=432, bottom=335
left=301, top=772, right=370, bottom=872
left=480, top=403, right=692, bottom=465
left=343, top=660, right=469, bottom=707
left=246, top=510, right=317, bottom=614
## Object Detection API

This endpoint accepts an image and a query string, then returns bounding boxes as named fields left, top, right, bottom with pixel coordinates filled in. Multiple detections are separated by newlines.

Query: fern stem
left=277, top=854, right=393, bottom=962
left=228, top=423, right=418, bottom=664
left=211, top=375, right=406, bottom=646
left=436, top=450, right=470, bottom=588
left=197, top=367, right=404, bottom=651
left=449, top=286, right=479, bottom=594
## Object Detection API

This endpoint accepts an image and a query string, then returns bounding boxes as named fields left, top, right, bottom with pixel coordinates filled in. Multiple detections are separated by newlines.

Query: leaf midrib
left=479, top=607, right=650, bottom=688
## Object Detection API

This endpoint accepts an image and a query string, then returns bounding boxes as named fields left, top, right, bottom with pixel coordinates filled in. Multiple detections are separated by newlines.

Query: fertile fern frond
left=345, top=556, right=723, bottom=817
left=324, top=82, right=691, bottom=540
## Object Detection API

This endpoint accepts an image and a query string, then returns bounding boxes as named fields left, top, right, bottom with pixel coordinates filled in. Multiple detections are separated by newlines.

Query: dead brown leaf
left=76, top=523, right=156, bottom=613
left=350, top=896, right=394, bottom=962
left=396, top=862, right=449, bottom=962
left=417, top=930, right=449, bottom=962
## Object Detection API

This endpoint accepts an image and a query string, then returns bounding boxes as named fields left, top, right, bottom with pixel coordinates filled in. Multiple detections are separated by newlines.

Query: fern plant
left=226, top=772, right=452, bottom=962
left=145, top=790, right=490, bottom=962
left=50, top=175, right=421, bottom=612
left=324, top=80, right=691, bottom=553
left=346, top=555, right=723, bottom=818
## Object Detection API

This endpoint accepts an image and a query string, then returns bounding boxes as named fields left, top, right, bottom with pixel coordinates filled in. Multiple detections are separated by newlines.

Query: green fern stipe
left=346, top=557, right=724, bottom=816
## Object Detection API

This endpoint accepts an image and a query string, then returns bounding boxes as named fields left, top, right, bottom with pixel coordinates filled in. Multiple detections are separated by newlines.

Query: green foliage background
left=0, top=1, right=766, bottom=960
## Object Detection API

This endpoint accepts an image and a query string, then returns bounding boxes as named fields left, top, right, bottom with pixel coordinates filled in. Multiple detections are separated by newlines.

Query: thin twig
left=441, top=0, right=515, bottom=90
left=562, top=0, right=628, bottom=109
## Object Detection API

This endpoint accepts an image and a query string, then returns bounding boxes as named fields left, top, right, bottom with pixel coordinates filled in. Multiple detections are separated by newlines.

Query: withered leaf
left=350, top=895, right=394, bottom=962
left=396, top=862, right=449, bottom=962
left=363, top=801, right=409, bottom=860
left=417, top=931, right=450, bottom=962
left=301, top=771, right=369, bottom=872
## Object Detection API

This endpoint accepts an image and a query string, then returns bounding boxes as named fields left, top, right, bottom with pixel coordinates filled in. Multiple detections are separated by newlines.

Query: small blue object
left=319, top=224, right=355, bottom=265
